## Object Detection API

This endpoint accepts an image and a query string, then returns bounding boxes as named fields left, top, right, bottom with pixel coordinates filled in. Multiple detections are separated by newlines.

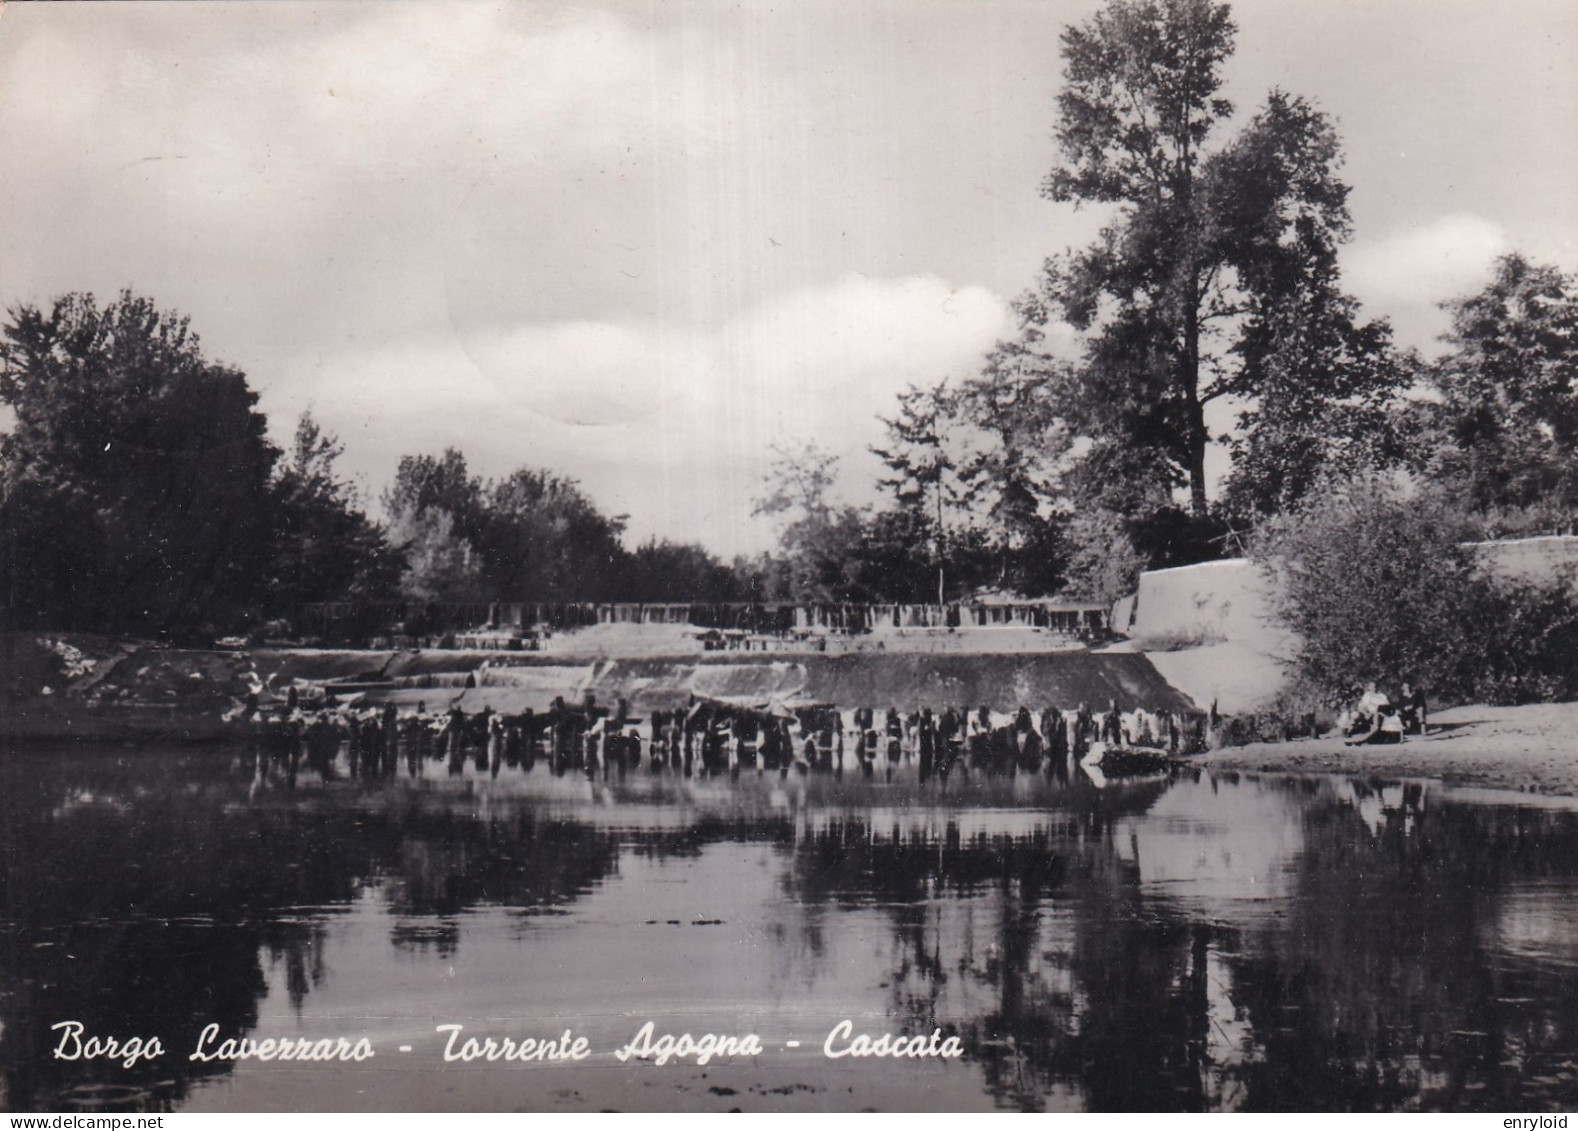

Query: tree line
left=738, top=0, right=1578, bottom=623
left=713, top=0, right=1578, bottom=710
left=3, top=0, right=1577, bottom=704
left=0, top=292, right=754, bottom=638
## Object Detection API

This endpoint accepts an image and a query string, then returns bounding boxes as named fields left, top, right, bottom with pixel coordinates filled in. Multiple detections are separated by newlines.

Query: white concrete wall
left=1126, top=559, right=1289, bottom=649
left=1115, top=559, right=1297, bottom=714
left=1471, top=535, right=1578, bottom=588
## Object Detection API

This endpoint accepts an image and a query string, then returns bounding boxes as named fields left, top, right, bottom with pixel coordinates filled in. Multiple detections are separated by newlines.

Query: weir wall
left=2, top=640, right=1200, bottom=743
left=444, top=652, right=1199, bottom=716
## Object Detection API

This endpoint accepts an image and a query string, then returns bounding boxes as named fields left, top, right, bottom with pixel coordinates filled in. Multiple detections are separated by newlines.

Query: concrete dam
left=309, top=650, right=1201, bottom=717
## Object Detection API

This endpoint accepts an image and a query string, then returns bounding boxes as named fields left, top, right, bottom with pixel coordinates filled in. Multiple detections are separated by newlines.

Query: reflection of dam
left=1113, top=776, right=1306, bottom=916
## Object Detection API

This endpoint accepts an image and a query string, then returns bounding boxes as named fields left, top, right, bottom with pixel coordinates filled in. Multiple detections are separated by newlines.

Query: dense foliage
left=0, top=293, right=742, bottom=636
left=5, top=1, right=1578, bottom=664
left=382, top=448, right=744, bottom=605
left=1417, top=254, right=1578, bottom=516
left=0, top=292, right=280, bottom=636
left=268, top=412, right=402, bottom=609
left=1252, top=476, right=1578, bottom=705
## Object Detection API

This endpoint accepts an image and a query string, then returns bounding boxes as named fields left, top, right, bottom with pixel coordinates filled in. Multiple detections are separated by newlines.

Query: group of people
left=1339, top=680, right=1429, bottom=745
left=228, top=688, right=1206, bottom=783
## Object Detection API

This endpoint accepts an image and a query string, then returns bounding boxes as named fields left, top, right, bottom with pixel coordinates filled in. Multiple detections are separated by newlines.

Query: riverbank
left=1199, top=700, right=1578, bottom=796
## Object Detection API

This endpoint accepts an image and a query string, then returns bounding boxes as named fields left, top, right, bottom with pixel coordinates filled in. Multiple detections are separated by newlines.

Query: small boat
left=1082, top=741, right=1177, bottom=778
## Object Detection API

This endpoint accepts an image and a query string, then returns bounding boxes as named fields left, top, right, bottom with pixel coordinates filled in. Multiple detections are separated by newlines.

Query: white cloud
left=448, top=271, right=1010, bottom=448
left=1, top=7, right=680, bottom=317
left=1343, top=214, right=1507, bottom=308
left=278, top=272, right=1012, bottom=557
left=1340, top=213, right=1511, bottom=353
left=466, top=320, right=695, bottom=428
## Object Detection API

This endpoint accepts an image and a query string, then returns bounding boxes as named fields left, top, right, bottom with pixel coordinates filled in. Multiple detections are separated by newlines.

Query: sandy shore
left=1199, top=700, right=1578, bottom=796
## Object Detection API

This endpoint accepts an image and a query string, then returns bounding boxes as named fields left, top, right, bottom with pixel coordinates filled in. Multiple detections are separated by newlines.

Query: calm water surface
left=2, top=746, right=1576, bottom=1112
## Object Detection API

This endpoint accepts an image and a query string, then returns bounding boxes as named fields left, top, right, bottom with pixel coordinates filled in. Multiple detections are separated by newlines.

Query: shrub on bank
left=1470, top=577, right=1578, bottom=703
left=1250, top=474, right=1578, bottom=717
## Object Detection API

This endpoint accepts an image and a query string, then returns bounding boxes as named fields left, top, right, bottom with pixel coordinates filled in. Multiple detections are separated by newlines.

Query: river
left=2, top=744, right=1575, bottom=1112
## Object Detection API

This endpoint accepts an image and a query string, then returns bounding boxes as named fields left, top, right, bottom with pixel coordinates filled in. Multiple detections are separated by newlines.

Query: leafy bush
left=1471, top=578, right=1578, bottom=703
left=1252, top=473, right=1578, bottom=707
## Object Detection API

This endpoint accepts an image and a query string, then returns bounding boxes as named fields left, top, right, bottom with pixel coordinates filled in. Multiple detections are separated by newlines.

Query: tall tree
left=383, top=448, right=488, bottom=550
left=842, top=507, right=955, bottom=604
left=0, top=291, right=277, bottom=635
left=483, top=467, right=628, bottom=602
left=267, top=412, right=400, bottom=609
left=387, top=505, right=484, bottom=602
left=871, top=383, right=961, bottom=602
left=383, top=450, right=633, bottom=603
left=954, top=345, right=1074, bottom=594
left=752, top=442, right=869, bottom=603
left=1221, top=286, right=1412, bottom=521
left=621, top=539, right=744, bottom=604
left=1423, top=254, right=1578, bottom=519
left=1028, top=0, right=1401, bottom=522
left=383, top=448, right=489, bottom=602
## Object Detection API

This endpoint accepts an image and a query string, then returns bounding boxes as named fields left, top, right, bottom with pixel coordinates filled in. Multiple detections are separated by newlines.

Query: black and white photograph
left=2, top=0, right=1577, bottom=1114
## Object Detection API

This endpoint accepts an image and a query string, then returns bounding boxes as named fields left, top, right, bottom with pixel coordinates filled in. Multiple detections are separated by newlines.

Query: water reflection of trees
left=784, top=797, right=1218, bottom=1111
left=0, top=752, right=621, bottom=1112
left=1227, top=791, right=1578, bottom=1112
left=783, top=781, right=1578, bottom=1112
left=6, top=750, right=1578, bottom=1114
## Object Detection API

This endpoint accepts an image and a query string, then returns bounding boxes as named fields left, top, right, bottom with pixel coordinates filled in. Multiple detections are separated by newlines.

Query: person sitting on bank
left=1344, top=681, right=1390, bottom=738
left=1397, top=681, right=1428, bottom=735
left=1345, top=701, right=1405, bottom=746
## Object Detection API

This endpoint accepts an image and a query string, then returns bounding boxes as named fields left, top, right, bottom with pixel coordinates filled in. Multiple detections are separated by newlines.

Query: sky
left=1, top=0, right=1575, bottom=559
